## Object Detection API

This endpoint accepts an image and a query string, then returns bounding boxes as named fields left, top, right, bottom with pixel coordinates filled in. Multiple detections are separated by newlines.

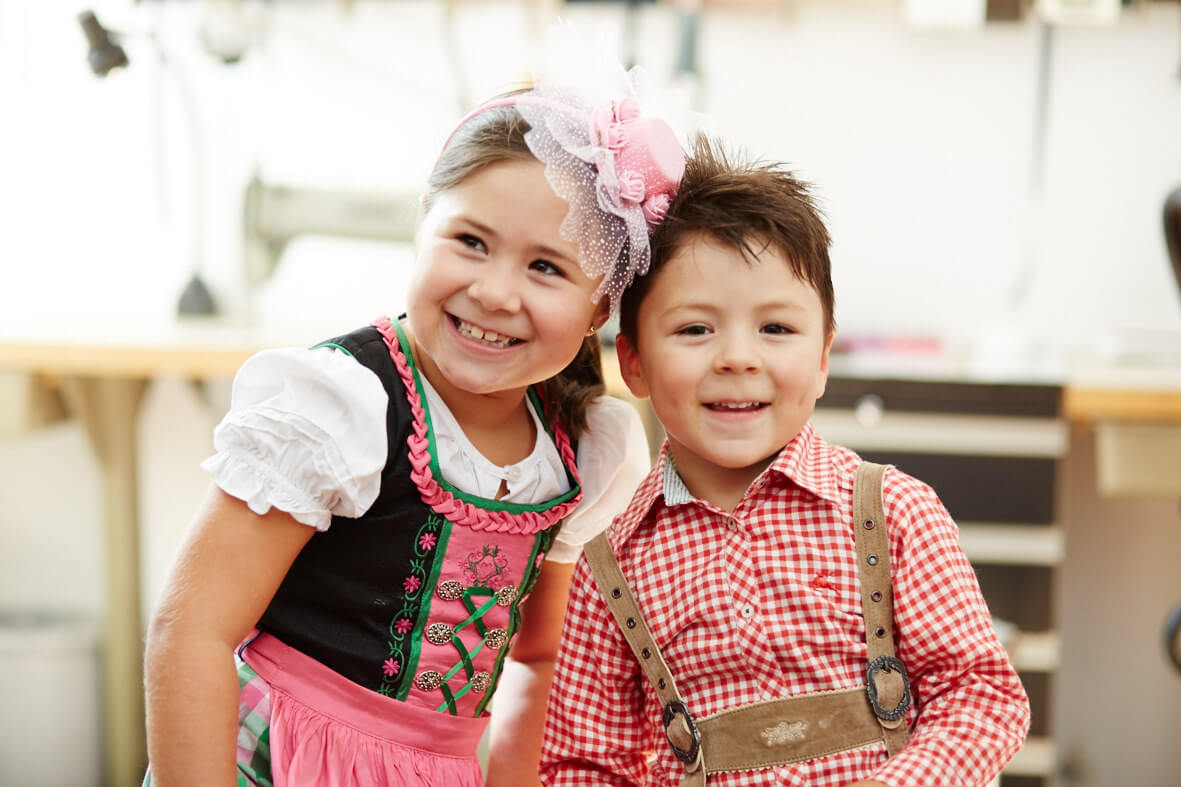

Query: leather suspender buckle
left=662, top=698, right=701, bottom=765
left=866, top=655, right=912, bottom=721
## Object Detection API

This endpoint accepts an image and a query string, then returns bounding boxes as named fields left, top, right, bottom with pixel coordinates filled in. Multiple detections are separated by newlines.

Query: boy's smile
left=617, top=234, right=833, bottom=505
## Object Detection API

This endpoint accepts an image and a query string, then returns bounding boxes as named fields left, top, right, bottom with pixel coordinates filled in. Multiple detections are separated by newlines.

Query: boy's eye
left=457, top=233, right=486, bottom=252
left=529, top=259, right=566, bottom=277
left=676, top=324, right=711, bottom=336
left=762, top=323, right=795, bottom=335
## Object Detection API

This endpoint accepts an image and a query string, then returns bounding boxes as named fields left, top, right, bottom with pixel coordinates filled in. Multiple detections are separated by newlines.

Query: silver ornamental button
left=415, top=670, right=444, bottom=691
left=484, top=628, right=508, bottom=649
left=495, top=586, right=518, bottom=607
left=426, top=623, right=454, bottom=645
left=471, top=672, right=492, bottom=693
left=437, top=580, right=464, bottom=601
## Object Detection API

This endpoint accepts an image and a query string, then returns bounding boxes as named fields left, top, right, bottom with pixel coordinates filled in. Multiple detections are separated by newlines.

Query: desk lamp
left=1165, top=187, right=1181, bottom=306
left=77, top=9, right=218, bottom=316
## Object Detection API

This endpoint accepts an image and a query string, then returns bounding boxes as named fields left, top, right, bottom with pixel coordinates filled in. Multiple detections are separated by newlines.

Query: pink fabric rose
left=604, top=122, right=627, bottom=150
left=591, top=100, right=637, bottom=150
left=615, top=97, right=640, bottom=123
left=590, top=104, right=615, bottom=148
left=618, top=170, right=646, bottom=203
left=641, top=192, right=671, bottom=224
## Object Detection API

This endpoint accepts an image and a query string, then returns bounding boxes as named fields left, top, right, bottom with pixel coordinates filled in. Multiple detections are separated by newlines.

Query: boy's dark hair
left=619, top=134, right=835, bottom=342
left=424, top=92, right=605, bottom=440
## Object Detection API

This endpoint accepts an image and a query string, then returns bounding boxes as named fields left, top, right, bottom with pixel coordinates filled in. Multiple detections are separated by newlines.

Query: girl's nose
left=468, top=259, right=522, bottom=313
left=714, top=333, right=761, bottom=373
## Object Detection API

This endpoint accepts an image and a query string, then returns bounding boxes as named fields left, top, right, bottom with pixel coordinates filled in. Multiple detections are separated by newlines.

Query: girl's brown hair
left=424, top=97, right=605, bottom=440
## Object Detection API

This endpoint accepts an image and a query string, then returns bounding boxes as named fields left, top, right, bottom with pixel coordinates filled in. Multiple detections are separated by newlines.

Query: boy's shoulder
left=820, top=433, right=944, bottom=511
left=605, top=455, right=668, bottom=551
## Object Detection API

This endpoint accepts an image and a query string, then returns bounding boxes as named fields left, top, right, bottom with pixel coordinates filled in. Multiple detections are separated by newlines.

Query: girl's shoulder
left=313, top=325, right=393, bottom=374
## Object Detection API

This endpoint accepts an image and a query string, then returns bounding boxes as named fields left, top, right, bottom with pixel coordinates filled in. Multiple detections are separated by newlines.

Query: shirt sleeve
left=200, top=346, right=389, bottom=530
left=539, top=552, right=656, bottom=785
left=866, top=469, right=1031, bottom=787
left=547, top=396, right=650, bottom=563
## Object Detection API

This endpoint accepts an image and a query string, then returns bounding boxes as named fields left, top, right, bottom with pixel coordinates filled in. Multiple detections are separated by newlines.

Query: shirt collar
left=613, top=422, right=848, bottom=546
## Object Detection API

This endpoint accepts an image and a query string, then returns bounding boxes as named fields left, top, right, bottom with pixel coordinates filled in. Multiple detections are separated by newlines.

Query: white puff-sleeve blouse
left=201, top=346, right=650, bottom=562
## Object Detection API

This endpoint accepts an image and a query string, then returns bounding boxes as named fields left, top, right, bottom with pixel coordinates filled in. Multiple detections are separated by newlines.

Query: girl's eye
left=529, top=259, right=565, bottom=277
left=457, top=233, right=486, bottom=252
left=676, top=324, right=711, bottom=336
left=762, top=323, right=795, bottom=335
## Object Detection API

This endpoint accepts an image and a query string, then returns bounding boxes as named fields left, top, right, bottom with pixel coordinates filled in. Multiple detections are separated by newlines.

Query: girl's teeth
left=458, top=320, right=513, bottom=346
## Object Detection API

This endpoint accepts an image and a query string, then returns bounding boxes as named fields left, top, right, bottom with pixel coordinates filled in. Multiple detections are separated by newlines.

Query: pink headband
left=442, top=89, right=685, bottom=314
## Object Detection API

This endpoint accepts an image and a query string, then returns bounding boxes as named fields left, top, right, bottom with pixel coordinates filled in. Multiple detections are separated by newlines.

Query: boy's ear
left=614, top=334, right=651, bottom=400
left=815, top=330, right=835, bottom=400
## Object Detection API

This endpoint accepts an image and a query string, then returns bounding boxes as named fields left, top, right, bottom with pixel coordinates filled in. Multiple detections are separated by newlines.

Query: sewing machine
left=242, top=170, right=421, bottom=291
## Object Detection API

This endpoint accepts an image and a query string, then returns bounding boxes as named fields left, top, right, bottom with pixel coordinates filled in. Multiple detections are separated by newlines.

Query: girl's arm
left=484, top=560, right=576, bottom=787
left=144, top=485, right=314, bottom=787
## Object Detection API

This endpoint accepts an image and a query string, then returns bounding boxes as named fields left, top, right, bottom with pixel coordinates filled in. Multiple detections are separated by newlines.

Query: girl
left=143, top=74, right=685, bottom=786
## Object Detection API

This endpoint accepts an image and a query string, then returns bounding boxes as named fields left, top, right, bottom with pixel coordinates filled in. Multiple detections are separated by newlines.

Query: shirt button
left=505, top=465, right=521, bottom=482
left=740, top=604, right=755, bottom=620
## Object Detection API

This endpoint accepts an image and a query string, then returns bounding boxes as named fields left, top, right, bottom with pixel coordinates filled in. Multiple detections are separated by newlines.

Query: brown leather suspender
left=581, top=462, right=911, bottom=785
left=852, top=462, right=911, bottom=756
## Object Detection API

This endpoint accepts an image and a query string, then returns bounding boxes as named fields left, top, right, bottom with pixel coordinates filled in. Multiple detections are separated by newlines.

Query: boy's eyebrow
left=665, top=298, right=808, bottom=314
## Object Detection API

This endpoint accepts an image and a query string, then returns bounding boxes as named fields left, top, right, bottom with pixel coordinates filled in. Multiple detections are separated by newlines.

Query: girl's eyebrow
left=532, top=243, right=578, bottom=266
left=454, top=217, right=499, bottom=239
left=456, top=217, right=577, bottom=266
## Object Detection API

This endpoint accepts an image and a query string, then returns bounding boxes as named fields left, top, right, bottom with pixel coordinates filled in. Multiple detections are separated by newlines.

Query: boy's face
left=617, top=235, right=832, bottom=496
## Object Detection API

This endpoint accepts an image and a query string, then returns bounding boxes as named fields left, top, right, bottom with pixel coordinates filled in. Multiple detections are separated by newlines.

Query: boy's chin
left=674, top=443, right=782, bottom=474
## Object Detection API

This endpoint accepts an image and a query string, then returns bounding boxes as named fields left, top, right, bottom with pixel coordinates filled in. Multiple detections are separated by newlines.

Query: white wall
left=1, top=0, right=1179, bottom=780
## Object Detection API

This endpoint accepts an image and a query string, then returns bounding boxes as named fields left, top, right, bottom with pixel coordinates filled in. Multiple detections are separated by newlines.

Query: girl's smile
left=449, top=314, right=524, bottom=348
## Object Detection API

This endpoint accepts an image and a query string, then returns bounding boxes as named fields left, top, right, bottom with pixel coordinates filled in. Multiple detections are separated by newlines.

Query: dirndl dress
left=145, top=317, right=583, bottom=786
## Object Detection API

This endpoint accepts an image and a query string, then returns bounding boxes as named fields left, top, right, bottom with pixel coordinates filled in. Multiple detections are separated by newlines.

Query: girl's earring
left=586, top=325, right=598, bottom=336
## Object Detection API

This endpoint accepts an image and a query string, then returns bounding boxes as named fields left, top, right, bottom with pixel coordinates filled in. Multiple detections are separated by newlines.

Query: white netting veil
left=442, top=38, right=685, bottom=315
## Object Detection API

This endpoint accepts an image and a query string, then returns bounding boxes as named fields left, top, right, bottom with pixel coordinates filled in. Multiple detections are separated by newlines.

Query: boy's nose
left=714, top=333, right=761, bottom=373
left=468, top=259, right=522, bottom=313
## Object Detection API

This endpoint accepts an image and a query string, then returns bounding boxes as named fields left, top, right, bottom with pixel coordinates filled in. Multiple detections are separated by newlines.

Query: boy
left=538, top=137, right=1030, bottom=786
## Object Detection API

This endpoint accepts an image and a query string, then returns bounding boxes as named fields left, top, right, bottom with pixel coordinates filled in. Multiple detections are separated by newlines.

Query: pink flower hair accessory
left=442, top=76, right=685, bottom=314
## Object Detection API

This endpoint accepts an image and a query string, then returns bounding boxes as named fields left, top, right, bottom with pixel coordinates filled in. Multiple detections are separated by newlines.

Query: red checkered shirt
left=539, top=422, right=1030, bottom=787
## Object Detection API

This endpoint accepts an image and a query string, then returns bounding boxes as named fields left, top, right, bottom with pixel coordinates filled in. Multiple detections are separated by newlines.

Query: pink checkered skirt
left=238, top=631, right=489, bottom=787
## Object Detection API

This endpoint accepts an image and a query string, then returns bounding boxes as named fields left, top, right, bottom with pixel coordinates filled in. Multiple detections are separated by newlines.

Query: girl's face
left=406, top=158, right=604, bottom=403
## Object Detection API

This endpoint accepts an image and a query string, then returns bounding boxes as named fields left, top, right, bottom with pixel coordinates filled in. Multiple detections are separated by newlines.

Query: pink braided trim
left=372, top=317, right=583, bottom=535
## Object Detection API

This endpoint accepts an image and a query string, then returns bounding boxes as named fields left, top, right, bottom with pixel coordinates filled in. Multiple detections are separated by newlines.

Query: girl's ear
left=614, top=333, right=651, bottom=400
left=589, top=302, right=610, bottom=336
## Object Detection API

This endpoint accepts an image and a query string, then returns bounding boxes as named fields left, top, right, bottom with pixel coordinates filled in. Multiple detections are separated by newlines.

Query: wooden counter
left=0, top=333, right=260, bottom=787
left=1063, top=386, right=1181, bottom=423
